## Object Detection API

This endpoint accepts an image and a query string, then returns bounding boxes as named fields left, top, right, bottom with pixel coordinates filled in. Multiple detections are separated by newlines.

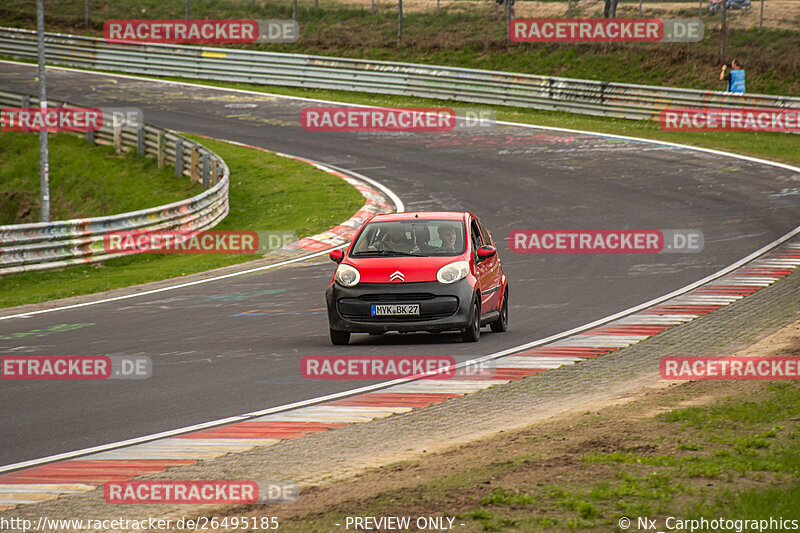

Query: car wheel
left=461, top=297, right=481, bottom=343
left=490, top=288, right=508, bottom=333
left=330, top=328, right=350, bottom=345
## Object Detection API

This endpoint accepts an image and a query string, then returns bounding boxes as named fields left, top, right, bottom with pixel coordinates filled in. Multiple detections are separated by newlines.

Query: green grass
left=0, top=131, right=200, bottom=224
left=692, top=485, right=800, bottom=518
left=661, top=384, right=800, bottom=427
left=1, top=0, right=798, bottom=95
left=0, top=133, right=364, bottom=308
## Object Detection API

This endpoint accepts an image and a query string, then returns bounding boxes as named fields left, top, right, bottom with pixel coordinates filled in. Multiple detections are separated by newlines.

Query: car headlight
left=436, top=260, right=470, bottom=284
left=335, top=264, right=361, bottom=287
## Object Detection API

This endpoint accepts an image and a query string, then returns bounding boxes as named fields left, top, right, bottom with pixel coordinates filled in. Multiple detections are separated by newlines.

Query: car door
left=475, top=216, right=502, bottom=312
left=469, top=217, right=496, bottom=314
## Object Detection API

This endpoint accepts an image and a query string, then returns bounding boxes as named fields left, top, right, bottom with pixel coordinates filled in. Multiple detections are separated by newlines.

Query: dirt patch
left=0, top=190, right=36, bottom=224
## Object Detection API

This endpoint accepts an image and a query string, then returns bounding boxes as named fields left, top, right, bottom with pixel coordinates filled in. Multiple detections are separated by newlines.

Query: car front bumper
left=326, top=279, right=475, bottom=334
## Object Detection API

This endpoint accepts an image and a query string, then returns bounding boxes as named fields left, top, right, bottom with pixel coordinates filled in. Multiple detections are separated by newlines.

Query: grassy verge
left=0, top=134, right=364, bottom=308
left=0, top=131, right=201, bottom=224
left=270, top=380, right=800, bottom=532
left=1, top=0, right=798, bottom=95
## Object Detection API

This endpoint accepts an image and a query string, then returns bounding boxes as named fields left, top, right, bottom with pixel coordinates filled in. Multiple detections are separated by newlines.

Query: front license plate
left=371, top=304, right=420, bottom=316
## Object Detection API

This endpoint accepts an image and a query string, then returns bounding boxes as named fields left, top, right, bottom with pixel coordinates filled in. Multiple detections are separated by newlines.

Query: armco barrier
left=0, top=90, right=230, bottom=276
left=1, top=26, right=799, bottom=119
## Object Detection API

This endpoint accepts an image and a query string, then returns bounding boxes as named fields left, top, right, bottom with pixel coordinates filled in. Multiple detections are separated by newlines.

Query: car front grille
left=357, top=293, right=436, bottom=302
left=337, top=295, right=459, bottom=322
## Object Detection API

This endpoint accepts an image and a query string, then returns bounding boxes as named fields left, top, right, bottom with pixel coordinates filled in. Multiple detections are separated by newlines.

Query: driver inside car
left=376, top=225, right=413, bottom=253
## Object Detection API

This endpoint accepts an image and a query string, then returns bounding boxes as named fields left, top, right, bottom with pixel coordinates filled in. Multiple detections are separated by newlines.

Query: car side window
left=477, top=218, right=493, bottom=246
left=470, top=220, right=484, bottom=263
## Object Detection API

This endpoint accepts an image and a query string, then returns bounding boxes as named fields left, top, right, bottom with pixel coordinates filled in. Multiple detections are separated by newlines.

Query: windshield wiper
left=353, top=249, right=416, bottom=257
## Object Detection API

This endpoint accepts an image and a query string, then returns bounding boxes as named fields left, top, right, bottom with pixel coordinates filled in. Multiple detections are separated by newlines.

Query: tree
left=603, top=0, right=618, bottom=18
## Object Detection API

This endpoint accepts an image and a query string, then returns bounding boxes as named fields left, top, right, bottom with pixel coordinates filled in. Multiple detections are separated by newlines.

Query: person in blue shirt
left=720, top=59, right=745, bottom=93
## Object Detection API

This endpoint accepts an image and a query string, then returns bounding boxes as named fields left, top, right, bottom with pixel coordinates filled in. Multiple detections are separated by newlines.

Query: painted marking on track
left=230, top=307, right=325, bottom=317
left=203, top=288, right=288, bottom=302
left=0, top=323, right=95, bottom=340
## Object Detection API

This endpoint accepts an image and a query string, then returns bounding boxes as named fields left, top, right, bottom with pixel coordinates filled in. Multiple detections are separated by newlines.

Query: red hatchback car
left=325, top=211, right=508, bottom=345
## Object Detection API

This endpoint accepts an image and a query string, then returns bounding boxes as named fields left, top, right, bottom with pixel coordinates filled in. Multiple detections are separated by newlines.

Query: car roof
left=368, top=211, right=468, bottom=223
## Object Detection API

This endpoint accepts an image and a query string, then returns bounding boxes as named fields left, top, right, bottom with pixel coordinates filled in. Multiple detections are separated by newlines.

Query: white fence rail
left=1, top=26, right=799, bottom=120
left=0, top=89, right=230, bottom=276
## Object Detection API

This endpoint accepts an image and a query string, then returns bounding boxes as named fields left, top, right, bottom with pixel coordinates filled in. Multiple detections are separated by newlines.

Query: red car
left=325, top=211, right=508, bottom=345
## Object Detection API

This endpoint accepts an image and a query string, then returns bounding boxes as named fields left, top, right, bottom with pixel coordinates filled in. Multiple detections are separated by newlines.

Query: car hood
left=345, top=255, right=466, bottom=283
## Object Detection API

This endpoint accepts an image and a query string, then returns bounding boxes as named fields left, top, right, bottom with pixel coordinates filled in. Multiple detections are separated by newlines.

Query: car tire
left=490, top=288, right=508, bottom=333
left=330, top=328, right=350, bottom=345
left=461, top=297, right=481, bottom=343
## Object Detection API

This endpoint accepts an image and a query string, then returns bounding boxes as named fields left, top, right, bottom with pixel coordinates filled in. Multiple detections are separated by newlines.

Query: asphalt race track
left=1, top=61, right=798, bottom=467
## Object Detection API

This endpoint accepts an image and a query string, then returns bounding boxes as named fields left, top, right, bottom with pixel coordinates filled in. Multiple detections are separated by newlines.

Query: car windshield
left=351, top=220, right=466, bottom=257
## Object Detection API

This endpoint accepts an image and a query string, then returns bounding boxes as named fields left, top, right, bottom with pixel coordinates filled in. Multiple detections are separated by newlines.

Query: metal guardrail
left=0, top=89, right=230, bottom=276
left=1, top=26, right=799, bottom=120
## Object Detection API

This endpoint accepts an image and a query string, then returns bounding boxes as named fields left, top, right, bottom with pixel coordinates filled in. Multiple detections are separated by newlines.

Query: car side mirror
left=476, top=245, right=496, bottom=261
left=329, top=249, right=344, bottom=263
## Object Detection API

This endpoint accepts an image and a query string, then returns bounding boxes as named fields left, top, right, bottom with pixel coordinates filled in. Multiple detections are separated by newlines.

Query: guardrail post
left=113, top=122, right=122, bottom=154
left=202, top=153, right=210, bottom=189
left=398, top=0, right=403, bottom=45
left=87, top=129, right=95, bottom=145
left=137, top=126, right=145, bottom=156
left=22, top=95, right=30, bottom=108
left=175, top=139, right=184, bottom=177
left=210, top=158, right=218, bottom=186
left=157, top=131, right=165, bottom=168
left=720, top=2, right=728, bottom=59
left=191, top=146, right=199, bottom=184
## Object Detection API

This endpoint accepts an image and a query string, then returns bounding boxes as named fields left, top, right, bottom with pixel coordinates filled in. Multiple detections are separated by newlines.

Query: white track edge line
left=2, top=223, right=798, bottom=474
left=1, top=60, right=799, bottom=472
left=0, top=163, right=402, bottom=322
